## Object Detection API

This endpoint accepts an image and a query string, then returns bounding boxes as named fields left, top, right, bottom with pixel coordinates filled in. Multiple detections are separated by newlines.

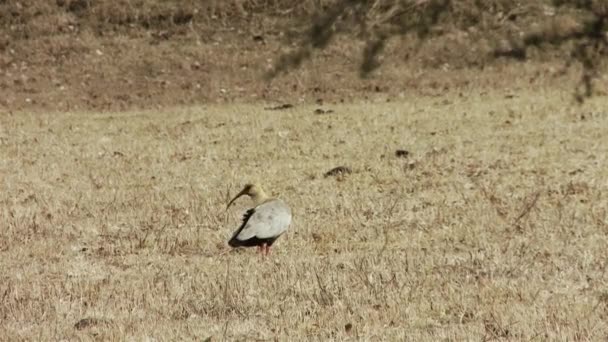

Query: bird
left=226, top=183, right=292, bottom=256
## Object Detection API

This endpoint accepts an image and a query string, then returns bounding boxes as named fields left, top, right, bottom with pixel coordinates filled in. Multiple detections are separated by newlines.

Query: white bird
left=226, top=183, right=292, bottom=256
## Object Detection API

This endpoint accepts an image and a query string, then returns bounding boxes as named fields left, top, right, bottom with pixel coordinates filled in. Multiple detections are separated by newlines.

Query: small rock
left=314, top=108, right=334, bottom=115
left=74, top=318, right=101, bottom=330
left=395, top=149, right=409, bottom=158
left=265, top=103, right=294, bottom=110
left=324, top=166, right=352, bottom=178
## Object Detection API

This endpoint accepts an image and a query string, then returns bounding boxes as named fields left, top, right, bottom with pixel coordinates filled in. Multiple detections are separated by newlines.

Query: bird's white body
left=231, top=199, right=292, bottom=242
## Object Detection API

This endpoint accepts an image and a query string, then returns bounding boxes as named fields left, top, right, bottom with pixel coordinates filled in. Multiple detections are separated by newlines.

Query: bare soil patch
left=0, top=1, right=591, bottom=113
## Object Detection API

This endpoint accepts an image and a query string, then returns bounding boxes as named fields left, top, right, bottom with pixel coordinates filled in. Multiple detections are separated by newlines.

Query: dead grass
left=1, top=88, right=608, bottom=340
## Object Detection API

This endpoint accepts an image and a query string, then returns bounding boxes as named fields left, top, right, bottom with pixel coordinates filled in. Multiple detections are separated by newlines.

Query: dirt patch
left=0, top=1, right=591, bottom=113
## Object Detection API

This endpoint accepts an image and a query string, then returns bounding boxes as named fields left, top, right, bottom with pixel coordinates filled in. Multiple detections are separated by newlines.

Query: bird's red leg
left=262, top=243, right=268, bottom=256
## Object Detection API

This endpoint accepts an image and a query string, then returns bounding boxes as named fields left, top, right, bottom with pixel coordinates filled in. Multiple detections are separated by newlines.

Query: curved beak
left=226, top=189, right=247, bottom=210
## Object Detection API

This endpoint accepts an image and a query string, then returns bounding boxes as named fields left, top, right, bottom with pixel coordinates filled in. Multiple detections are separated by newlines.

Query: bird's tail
left=228, top=236, right=242, bottom=247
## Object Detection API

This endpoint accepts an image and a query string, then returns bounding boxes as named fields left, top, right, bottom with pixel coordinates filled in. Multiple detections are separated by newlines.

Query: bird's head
left=226, top=183, right=267, bottom=209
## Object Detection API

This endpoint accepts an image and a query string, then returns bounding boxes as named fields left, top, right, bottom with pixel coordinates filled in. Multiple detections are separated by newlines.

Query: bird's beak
left=226, top=189, right=247, bottom=210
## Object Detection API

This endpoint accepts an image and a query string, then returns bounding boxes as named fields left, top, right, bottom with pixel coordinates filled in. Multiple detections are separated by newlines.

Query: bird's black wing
left=228, top=208, right=256, bottom=247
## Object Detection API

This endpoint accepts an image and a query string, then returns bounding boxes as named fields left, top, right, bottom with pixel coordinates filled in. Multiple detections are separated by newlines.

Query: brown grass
left=1, top=87, right=608, bottom=340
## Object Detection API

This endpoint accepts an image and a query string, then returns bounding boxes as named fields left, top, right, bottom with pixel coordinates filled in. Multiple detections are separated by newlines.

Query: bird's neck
left=251, top=190, right=268, bottom=206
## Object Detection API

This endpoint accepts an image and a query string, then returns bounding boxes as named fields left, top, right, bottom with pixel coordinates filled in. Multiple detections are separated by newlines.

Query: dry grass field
left=1, top=88, right=608, bottom=340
